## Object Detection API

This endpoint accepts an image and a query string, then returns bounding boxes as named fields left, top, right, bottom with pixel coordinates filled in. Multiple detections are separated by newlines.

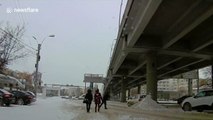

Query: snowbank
left=131, top=95, right=167, bottom=111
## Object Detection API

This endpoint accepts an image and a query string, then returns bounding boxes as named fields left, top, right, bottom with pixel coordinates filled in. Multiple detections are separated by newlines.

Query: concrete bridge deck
left=105, top=0, right=213, bottom=101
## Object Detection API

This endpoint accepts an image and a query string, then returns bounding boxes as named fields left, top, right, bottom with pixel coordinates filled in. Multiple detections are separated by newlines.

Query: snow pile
left=131, top=95, right=166, bottom=111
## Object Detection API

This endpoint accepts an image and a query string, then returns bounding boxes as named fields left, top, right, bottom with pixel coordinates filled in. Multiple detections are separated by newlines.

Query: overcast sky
left=0, top=0, right=127, bottom=86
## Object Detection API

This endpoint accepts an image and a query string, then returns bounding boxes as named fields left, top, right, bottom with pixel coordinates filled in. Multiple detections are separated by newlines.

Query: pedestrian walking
left=94, top=89, right=102, bottom=112
left=84, top=89, right=93, bottom=113
left=99, top=92, right=109, bottom=109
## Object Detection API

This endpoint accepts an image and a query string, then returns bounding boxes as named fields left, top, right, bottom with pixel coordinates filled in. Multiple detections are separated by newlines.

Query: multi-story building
left=140, top=79, right=199, bottom=100
left=42, top=84, right=83, bottom=97
left=158, top=79, right=198, bottom=92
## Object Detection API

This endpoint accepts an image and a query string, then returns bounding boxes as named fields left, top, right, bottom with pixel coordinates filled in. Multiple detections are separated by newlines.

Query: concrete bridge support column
left=188, top=79, right=193, bottom=96
left=128, top=89, right=130, bottom=100
left=117, top=93, right=120, bottom=101
left=146, top=52, right=157, bottom=101
left=137, top=85, right=141, bottom=99
left=109, top=86, right=113, bottom=100
left=197, top=70, right=200, bottom=93
left=84, top=82, right=87, bottom=94
left=212, top=65, right=213, bottom=89
left=197, top=78, right=200, bottom=93
left=42, top=87, right=46, bottom=98
left=58, top=87, right=61, bottom=96
left=121, top=77, right=127, bottom=102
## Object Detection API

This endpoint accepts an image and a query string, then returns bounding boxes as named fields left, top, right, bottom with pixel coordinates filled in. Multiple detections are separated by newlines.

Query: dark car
left=0, top=89, right=14, bottom=106
left=139, top=95, right=146, bottom=101
left=26, top=91, right=36, bottom=102
left=177, top=95, right=191, bottom=104
left=11, top=90, right=33, bottom=105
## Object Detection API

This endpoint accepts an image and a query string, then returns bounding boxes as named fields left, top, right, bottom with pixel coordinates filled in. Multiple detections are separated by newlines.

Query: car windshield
left=27, top=91, right=35, bottom=96
left=196, top=91, right=206, bottom=97
left=0, top=89, right=11, bottom=94
left=205, top=90, right=213, bottom=96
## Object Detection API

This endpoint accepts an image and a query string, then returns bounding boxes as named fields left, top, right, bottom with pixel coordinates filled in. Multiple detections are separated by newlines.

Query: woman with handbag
left=84, top=89, right=93, bottom=113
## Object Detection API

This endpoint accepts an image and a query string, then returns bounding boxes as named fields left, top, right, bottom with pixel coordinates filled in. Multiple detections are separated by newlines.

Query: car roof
left=0, top=89, right=11, bottom=94
left=201, top=89, right=213, bottom=92
left=12, top=90, right=29, bottom=94
left=26, top=91, right=35, bottom=96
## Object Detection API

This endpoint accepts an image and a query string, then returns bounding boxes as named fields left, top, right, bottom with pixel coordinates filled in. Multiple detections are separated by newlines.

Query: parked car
left=176, top=95, right=191, bottom=104
left=78, top=94, right=85, bottom=100
left=10, top=90, right=33, bottom=105
left=139, top=95, right=146, bottom=101
left=26, top=91, right=36, bottom=102
left=61, top=96, right=70, bottom=99
left=71, top=96, right=78, bottom=100
left=181, top=89, right=213, bottom=112
left=0, top=89, right=14, bottom=106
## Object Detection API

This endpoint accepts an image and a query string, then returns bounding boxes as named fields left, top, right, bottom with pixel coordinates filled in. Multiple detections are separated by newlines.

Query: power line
left=0, top=28, right=37, bottom=58
left=0, top=27, right=37, bottom=52
left=7, top=0, right=35, bottom=56
left=108, top=0, right=124, bottom=65
left=17, top=0, right=27, bottom=25
left=106, top=0, right=124, bottom=75
left=14, top=0, right=26, bottom=24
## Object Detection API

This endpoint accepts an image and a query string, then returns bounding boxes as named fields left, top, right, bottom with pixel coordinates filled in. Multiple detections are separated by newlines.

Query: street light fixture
left=32, top=35, right=55, bottom=96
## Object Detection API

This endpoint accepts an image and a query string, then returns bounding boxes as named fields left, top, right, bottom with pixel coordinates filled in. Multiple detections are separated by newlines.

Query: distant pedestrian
left=84, top=89, right=93, bottom=113
left=94, top=89, right=102, bottom=112
left=99, top=92, right=109, bottom=109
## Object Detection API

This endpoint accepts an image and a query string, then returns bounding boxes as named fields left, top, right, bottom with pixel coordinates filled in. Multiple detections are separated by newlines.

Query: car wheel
left=5, top=103, right=10, bottom=107
left=17, top=99, right=24, bottom=105
left=197, top=109, right=203, bottom=112
left=211, top=103, right=213, bottom=110
left=0, top=99, right=3, bottom=106
left=183, top=103, right=192, bottom=111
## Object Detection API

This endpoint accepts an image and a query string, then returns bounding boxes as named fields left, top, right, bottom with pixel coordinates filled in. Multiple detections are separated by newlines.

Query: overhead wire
left=14, top=0, right=26, bottom=25
left=0, top=27, right=37, bottom=55
left=15, top=0, right=34, bottom=49
left=111, top=0, right=124, bottom=60
left=13, top=0, right=23, bottom=24
left=3, top=1, right=32, bottom=49
left=107, top=0, right=124, bottom=74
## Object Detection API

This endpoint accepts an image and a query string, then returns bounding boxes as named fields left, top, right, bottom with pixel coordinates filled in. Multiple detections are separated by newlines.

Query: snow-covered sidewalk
left=1, top=96, right=213, bottom=120
left=0, top=97, right=75, bottom=120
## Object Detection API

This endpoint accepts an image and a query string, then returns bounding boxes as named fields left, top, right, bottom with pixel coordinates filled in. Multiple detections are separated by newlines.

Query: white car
left=181, top=89, right=213, bottom=112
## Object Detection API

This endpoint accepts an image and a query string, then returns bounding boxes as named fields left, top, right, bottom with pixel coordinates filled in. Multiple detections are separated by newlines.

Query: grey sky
left=0, top=0, right=127, bottom=86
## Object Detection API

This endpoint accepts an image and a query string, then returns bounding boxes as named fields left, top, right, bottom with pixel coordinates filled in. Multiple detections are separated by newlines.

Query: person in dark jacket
left=94, top=89, right=102, bottom=112
left=99, top=92, right=109, bottom=109
left=85, top=89, right=93, bottom=113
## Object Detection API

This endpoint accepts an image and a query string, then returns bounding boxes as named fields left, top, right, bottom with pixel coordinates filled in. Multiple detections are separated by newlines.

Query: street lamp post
left=33, top=35, right=55, bottom=96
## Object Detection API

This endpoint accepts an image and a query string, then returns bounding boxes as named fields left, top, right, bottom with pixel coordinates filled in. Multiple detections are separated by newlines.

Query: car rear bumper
left=31, top=98, right=36, bottom=102
left=3, top=97, right=13, bottom=103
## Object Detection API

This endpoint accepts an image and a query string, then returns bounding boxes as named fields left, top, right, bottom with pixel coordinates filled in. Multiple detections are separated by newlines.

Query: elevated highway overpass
left=104, top=0, right=213, bottom=102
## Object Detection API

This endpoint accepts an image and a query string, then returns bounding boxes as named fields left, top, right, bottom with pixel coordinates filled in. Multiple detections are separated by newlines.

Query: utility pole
left=32, top=35, right=55, bottom=96
left=34, top=44, right=41, bottom=96
left=212, top=65, right=213, bottom=89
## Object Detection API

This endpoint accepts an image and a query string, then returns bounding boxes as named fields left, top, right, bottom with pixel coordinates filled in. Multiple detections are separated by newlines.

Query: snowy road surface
left=1, top=97, right=213, bottom=120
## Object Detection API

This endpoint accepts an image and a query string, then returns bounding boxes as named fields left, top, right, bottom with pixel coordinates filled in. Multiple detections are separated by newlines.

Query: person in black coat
left=84, top=89, right=93, bottom=113
left=99, top=92, right=109, bottom=109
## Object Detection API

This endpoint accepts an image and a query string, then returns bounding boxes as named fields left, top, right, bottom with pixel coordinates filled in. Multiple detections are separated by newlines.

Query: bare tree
left=0, top=23, right=26, bottom=70
left=200, top=66, right=212, bottom=79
